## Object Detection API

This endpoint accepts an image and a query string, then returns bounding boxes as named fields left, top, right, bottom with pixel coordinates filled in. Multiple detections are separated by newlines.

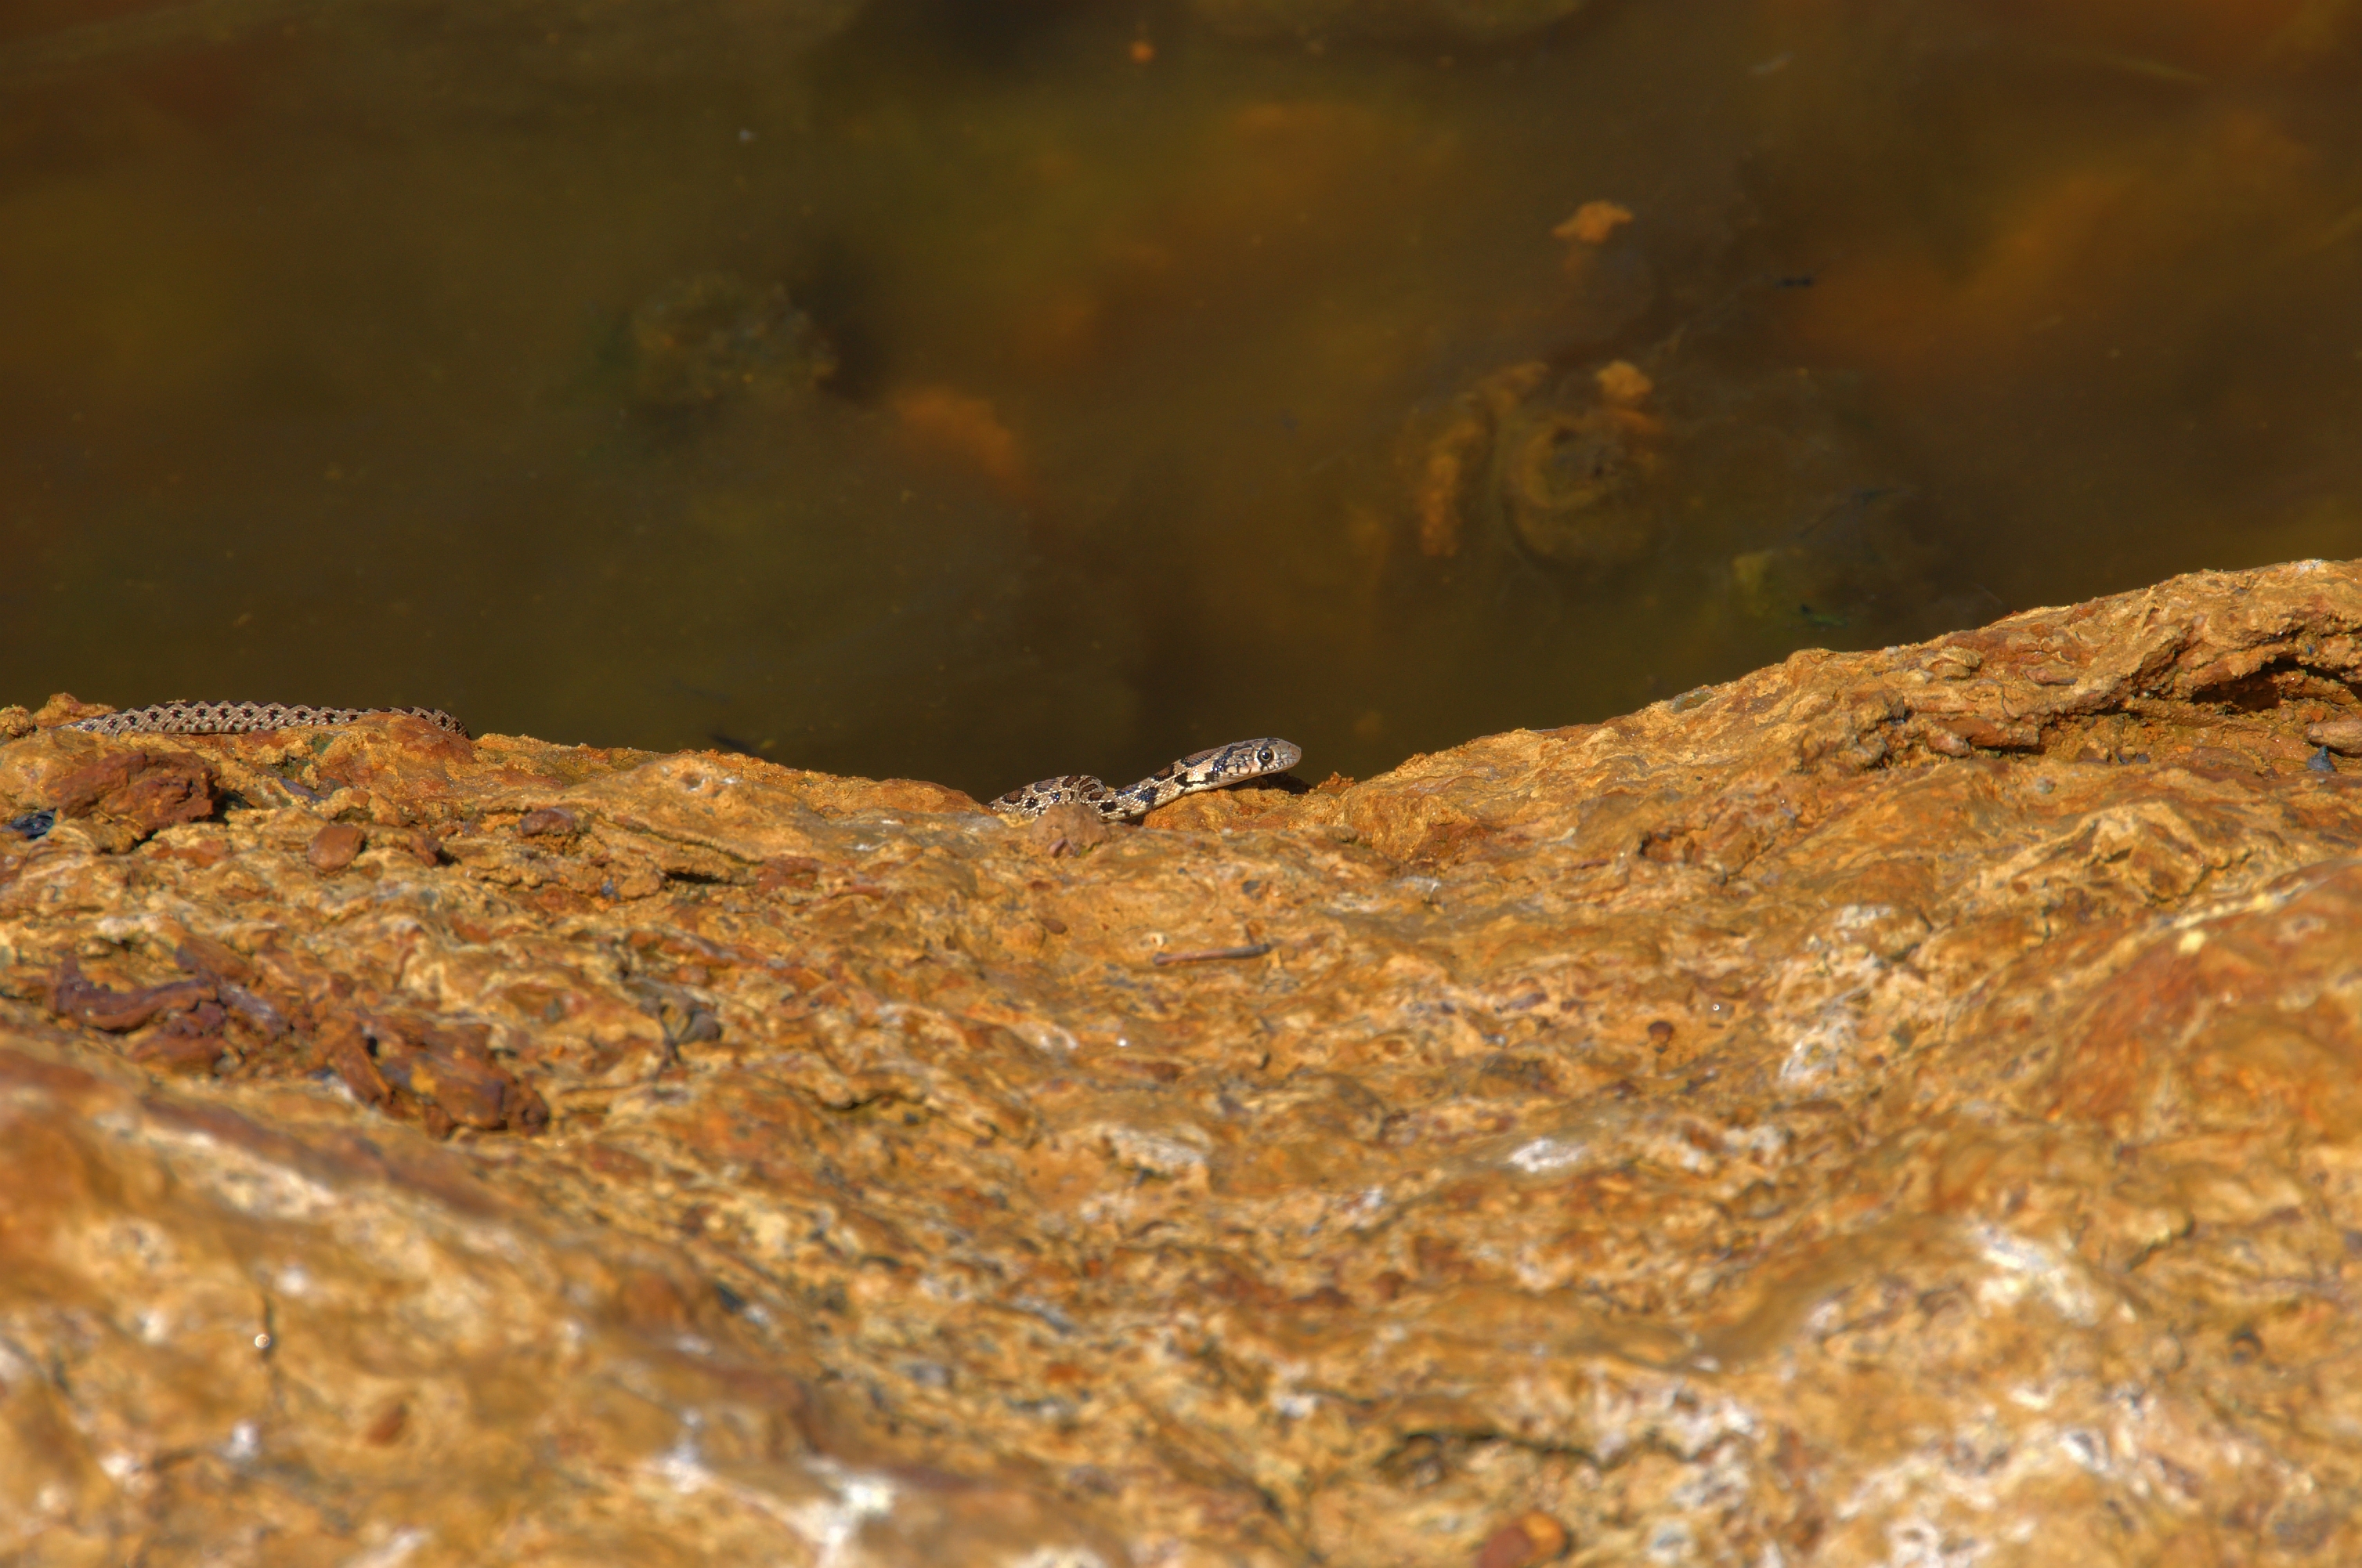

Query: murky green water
left=5, top=0, right=2358, bottom=799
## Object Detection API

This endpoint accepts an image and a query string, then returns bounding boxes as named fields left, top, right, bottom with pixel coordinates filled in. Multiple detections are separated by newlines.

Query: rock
left=0, top=735, right=219, bottom=854
left=305, top=821, right=366, bottom=873
left=4, top=559, right=2362, bottom=1563
left=1027, top=799, right=1112, bottom=857
left=625, top=272, right=837, bottom=412
left=1473, top=1510, right=1569, bottom=1566
left=516, top=805, right=581, bottom=838
left=1400, top=346, right=1937, bottom=645
left=2308, top=717, right=2362, bottom=755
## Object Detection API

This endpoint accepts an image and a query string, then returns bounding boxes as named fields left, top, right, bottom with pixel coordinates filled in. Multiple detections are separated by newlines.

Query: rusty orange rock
left=305, top=820, right=365, bottom=872
left=1552, top=197, right=1632, bottom=247
left=4, top=559, right=2362, bottom=1563
left=889, top=384, right=1031, bottom=500
left=2309, top=716, right=2362, bottom=754
left=1473, top=1510, right=1569, bottom=1566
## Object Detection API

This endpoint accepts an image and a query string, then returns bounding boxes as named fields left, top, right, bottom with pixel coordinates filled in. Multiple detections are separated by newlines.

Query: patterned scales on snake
left=991, top=738, right=1302, bottom=823
left=63, top=701, right=470, bottom=739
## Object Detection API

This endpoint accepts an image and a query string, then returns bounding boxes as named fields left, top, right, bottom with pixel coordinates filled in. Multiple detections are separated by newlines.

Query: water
left=5, top=0, right=2358, bottom=800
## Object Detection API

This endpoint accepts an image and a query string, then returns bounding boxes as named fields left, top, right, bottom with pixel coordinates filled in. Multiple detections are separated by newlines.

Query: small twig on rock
left=1150, top=941, right=1274, bottom=967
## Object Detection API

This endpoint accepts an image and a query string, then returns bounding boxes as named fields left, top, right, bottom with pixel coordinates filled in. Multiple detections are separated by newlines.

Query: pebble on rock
left=305, top=821, right=365, bottom=873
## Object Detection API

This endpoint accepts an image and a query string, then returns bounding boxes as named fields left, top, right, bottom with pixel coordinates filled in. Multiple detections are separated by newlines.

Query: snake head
left=1253, top=739, right=1303, bottom=775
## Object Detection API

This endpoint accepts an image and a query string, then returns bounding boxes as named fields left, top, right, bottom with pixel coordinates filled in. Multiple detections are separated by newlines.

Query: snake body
left=991, top=738, right=1302, bottom=823
left=63, top=701, right=470, bottom=739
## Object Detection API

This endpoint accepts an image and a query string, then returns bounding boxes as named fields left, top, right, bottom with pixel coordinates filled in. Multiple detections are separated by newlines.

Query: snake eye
left=1258, top=747, right=1273, bottom=765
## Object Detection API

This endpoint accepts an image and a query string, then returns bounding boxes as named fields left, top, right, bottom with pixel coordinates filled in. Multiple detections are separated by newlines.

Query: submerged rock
left=5, top=558, right=2362, bottom=1564
left=625, top=272, right=838, bottom=411
left=1402, top=345, right=1938, bottom=649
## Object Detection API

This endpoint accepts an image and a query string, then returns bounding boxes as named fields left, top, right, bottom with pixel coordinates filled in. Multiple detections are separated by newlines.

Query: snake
left=990, top=738, right=1303, bottom=823
left=61, top=701, right=471, bottom=739
left=55, top=705, right=1299, bottom=824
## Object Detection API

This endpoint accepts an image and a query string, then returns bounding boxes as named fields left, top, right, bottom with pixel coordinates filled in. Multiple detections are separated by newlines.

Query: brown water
left=5, top=0, right=2358, bottom=800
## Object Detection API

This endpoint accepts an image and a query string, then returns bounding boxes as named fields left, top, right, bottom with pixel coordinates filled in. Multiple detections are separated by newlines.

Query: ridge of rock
left=4, top=558, right=2361, bottom=1564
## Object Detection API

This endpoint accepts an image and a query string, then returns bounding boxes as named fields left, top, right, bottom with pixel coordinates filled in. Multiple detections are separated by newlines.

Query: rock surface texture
left=6, top=559, right=2362, bottom=1566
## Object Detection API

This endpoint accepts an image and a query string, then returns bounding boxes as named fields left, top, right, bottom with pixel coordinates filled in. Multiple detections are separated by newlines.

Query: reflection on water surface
left=4, top=0, right=2359, bottom=797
